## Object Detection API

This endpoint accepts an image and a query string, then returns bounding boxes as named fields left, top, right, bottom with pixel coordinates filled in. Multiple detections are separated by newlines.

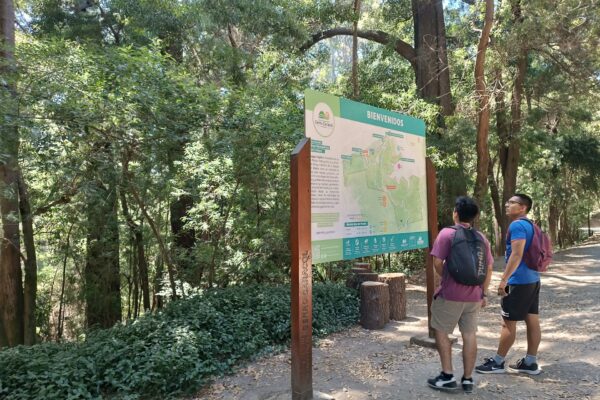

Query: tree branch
left=2, top=238, right=27, bottom=263
left=33, top=177, right=80, bottom=216
left=300, top=27, right=417, bottom=69
left=33, top=194, right=72, bottom=216
left=532, top=46, right=600, bottom=91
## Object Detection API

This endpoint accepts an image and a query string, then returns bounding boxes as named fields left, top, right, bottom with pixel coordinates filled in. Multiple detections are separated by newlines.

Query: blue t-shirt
left=506, top=219, right=540, bottom=284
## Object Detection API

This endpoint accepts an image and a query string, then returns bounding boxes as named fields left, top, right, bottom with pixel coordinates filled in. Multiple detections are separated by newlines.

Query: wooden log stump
left=347, top=271, right=379, bottom=290
left=350, top=267, right=369, bottom=275
left=356, top=272, right=379, bottom=288
left=360, top=282, right=390, bottom=330
left=354, top=262, right=372, bottom=272
left=346, top=267, right=369, bottom=289
left=378, top=273, right=406, bottom=320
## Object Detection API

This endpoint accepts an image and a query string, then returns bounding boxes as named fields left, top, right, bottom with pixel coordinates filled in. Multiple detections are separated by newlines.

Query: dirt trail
left=197, top=237, right=600, bottom=399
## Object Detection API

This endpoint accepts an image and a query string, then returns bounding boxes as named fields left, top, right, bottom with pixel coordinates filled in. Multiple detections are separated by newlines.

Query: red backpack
left=514, top=218, right=553, bottom=272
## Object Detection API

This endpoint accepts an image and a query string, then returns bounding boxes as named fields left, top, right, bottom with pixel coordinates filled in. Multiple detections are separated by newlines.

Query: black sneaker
left=475, top=357, right=506, bottom=374
left=461, top=376, right=474, bottom=393
left=427, top=372, right=458, bottom=391
left=509, top=358, right=542, bottom=375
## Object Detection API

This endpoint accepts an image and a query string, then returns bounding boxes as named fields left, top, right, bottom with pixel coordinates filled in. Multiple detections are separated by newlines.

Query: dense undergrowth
left=0, top=283, right=358, bottom=399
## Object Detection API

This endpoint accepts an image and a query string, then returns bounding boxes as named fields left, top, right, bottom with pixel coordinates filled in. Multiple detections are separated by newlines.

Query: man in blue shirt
left=475, top=193, right=542, bottom=375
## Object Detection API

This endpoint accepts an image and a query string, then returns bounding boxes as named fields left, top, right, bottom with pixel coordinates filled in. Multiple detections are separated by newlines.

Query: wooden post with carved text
left=425, top=158, right=439, bottom=338
left=290, top=138, right=313, bottom=400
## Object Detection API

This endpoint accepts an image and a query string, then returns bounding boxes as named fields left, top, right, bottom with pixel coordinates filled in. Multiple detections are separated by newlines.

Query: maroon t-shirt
left=430, top=224, right=494, bottom=302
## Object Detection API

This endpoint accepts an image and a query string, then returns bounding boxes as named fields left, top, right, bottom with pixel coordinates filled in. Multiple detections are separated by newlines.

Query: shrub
left=0, top=283, right=358, bottom=399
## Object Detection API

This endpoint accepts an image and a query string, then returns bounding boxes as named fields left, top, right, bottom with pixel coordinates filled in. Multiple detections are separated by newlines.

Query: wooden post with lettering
left=425, top=157, right=439, bottom=338
left=290, top=138, right=313, bottom=400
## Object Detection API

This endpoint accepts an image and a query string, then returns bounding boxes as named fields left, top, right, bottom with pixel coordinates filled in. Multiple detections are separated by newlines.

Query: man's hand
left=498, top=238, right=524, bottom=297
left=497, top=280, right=508, bottom=297
left=481, top=297, right=488, bottom=308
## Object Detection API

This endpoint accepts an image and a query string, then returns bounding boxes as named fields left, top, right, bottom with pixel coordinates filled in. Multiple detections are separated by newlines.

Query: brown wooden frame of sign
left=290, top=138, right=313, bottom=400
left=424, top=158, right=439, bottom=338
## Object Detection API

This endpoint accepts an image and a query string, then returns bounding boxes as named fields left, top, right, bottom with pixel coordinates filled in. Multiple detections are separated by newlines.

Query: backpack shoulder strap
left=515, top=217, right=535, bottom=248
left=450, top=224, right=474, bottom=230
left=451, top=224, right=480, bottom=243
left=518, top=217, right=534, bottom=226
left=508, top=217, right=532, bottom=235
left=471, top=227, right=484, bottom=241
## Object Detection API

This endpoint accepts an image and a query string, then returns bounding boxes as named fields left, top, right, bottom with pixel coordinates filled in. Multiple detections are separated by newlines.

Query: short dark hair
left=454, top=196, right=479, bottom=223
left=514, top=193, right=533, bottom=212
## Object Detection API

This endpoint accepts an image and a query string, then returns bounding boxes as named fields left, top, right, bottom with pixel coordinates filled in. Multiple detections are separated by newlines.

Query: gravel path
left=197, top=236, right=600, bottom=399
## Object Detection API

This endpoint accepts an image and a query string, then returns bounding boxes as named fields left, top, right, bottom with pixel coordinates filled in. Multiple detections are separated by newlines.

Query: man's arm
left=482, top=263, right=493, bottom=295
left=433, top=257, right=444, bottom=277
left=481, top=263, right=493, bottom=307
left=497, top=239, right=526, bottom=296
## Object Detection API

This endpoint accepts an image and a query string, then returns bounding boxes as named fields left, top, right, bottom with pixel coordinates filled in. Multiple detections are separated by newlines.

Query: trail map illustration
left=305, top=90, right=428, bottom=263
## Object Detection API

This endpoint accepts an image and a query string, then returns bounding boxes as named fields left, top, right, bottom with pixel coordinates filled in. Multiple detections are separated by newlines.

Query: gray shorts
left=431, top=296, right=480, bottom=334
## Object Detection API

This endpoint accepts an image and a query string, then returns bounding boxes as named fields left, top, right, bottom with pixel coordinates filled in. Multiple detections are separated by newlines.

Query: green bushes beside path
left=0, top=284, right=358, bottom=400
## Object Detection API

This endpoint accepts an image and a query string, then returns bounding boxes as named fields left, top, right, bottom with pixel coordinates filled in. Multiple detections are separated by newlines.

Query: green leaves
left=0, top=283, right=358, bottom=399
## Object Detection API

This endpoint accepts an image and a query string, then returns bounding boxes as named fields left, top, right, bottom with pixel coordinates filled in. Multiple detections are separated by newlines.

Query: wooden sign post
left=425, top=158, right=439, bottom=338
left=290, top=138, right=313, bottom=400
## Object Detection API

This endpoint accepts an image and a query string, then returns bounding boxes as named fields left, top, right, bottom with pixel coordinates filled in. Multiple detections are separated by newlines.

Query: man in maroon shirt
left=427, top=196, right=494, bottom=393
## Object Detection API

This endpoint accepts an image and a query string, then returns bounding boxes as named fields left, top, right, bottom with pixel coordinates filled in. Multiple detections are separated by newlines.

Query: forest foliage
left=0, top=283, right=358, bottom=399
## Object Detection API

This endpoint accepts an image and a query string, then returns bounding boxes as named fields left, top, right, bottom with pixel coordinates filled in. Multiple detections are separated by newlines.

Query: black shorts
left=501, top=282, right=540, bottom=321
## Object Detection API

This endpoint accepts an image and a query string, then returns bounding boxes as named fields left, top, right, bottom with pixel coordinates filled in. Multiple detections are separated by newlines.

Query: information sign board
left=305, top=90, right=429, bottom=263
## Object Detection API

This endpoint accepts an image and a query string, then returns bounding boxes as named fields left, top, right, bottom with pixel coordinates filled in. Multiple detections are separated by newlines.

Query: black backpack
left=446, top=225, right=487, bottom=286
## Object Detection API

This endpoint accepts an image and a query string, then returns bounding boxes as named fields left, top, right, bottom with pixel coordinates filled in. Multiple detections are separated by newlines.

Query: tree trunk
left=0, top=0, right=24, bottom=348
left=170, top=194, right=196, bottom=284
left=121, top=152, right=177, bottom=299
left=17, top=172, right=37, bottom=345
left=494, top=48, right=528, bottom=252
left=491, top=0, right=528, bottom=249
left=208, top=181, right=239, bottom=288
left=494, top=69, right=510, bottom=249
left=549, top=197, right=559, bottom=245
left=57, top=224, right=73, bottom=340
left=152, top=254, right=164, bottom=310
left=558, top=208, right=568, bottom=248
left=501, top=51, right=527, bottom=203
left=131, top=237, right=139, bottom=318
left=126, top=271, right=132, bottom=320
left=120, top=190, right=150, bottom=312
left=85, top=143, right=121, bottom=329
left=473, top=0, right=494, bottom=206
left=161, top=28, right=198, bottom=288
left=134, top=228, right=148, bottom=313
left=500, top=0, right=528, bottom=211
left=488, top=159, right=504, bottom=255
left=351, top=0, right=361, bottom=99
left=0, top=164, right=23, bottom=347
left=412, top=0, right=453, bottom=116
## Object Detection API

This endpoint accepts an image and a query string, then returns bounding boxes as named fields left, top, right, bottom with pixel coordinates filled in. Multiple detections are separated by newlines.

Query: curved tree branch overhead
left=300, top=27, right=417, bottom=71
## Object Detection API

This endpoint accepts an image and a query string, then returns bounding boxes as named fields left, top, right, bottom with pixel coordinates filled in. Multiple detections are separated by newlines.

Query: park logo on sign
left=313, top=102, right=335, bottom=137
